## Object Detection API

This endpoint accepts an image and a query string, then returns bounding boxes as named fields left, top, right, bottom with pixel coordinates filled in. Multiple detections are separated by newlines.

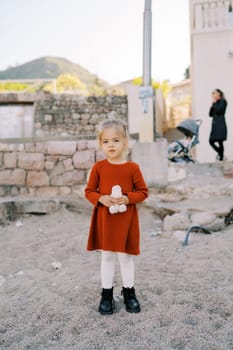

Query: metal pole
left=143, top=0, right=152, bottom=86
left=142, top=0, right=156, bottom=140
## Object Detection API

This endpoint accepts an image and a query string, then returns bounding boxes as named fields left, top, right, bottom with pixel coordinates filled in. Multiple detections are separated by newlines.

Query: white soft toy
left=109, top=185, right=127, bottom=214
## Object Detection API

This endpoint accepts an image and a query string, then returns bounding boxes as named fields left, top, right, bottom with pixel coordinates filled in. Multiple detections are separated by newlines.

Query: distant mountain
left=0, top=56, right=109, bottom=87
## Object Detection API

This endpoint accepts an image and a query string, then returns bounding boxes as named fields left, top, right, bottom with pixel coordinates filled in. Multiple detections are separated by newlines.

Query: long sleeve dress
left=85, top=159, right=148, bottom=255
left=209, top=98, right=227, bottom=142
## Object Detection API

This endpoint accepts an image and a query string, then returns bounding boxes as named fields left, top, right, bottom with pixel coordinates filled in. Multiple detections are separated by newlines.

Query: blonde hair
left=97, top=118, right=129, bottom=143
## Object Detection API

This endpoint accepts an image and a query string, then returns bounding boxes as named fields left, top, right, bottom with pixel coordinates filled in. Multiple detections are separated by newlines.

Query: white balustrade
left=191, top=0, right=233, bottom=32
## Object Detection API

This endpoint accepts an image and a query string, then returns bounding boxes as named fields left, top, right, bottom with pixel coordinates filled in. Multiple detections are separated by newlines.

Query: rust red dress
left=85, top=159, right=148, bottom=255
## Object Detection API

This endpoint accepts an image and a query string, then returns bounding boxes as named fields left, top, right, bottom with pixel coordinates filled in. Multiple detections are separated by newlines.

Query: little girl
left=85, top=118, right=148, bottom=315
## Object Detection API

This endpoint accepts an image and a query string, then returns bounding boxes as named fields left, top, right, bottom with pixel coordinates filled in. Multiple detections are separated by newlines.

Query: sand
left=0, top=198, right=233, bottom=350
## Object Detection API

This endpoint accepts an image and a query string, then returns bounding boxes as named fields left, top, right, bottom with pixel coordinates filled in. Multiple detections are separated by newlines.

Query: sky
left=0, top=0, right=190, bottom=85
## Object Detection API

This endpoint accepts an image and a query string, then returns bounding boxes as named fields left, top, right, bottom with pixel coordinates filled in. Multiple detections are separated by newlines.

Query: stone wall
left=0, top=93, right=128, bottom=139
left=34, top=94, right=128, bottom=138
left=0, top=93, right=129, bottom=197
left=0, top=139, right=104, bottom=198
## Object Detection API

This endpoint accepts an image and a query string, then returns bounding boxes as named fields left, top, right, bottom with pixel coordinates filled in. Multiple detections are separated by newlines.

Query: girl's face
left=99, top=127, right=128, bottom=163
left=212, top=90, right=221, bottom=101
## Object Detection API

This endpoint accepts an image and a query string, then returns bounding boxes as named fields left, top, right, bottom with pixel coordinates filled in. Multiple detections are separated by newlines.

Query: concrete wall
left=131, top=139, right=168, bottom=188
left=0, top=104, right=34, bottom=138
left=121, top=83, right=166, bottom=141
left=190, top=0, right=233, bottom=162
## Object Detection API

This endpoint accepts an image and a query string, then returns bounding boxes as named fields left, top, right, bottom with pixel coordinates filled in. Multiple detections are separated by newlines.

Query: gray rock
left=14, top=200, right=60, bottom=215
left=163, top=213, right=191, bottom=232
left=0, top=275, right=6, bottom=286
left=190, top=212, right=217, bottom=226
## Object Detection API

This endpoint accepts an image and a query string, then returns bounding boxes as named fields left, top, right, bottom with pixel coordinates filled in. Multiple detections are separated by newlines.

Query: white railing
left=191, top=0, right=233, bottom=32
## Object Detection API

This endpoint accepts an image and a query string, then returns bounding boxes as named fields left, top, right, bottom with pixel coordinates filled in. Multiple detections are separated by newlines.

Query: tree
left=184, top=66, right=190, bottom=79
left=0, top=82, right=29, bottom=92
left=56, top=74, right=86, bottom=92
left=43, top=74, right=87, bottom=93
left=132, top=77, right=171, bottom=97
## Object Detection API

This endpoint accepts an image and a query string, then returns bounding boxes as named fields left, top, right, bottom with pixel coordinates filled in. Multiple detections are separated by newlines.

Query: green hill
left=0, top=56, right=109, bottom=87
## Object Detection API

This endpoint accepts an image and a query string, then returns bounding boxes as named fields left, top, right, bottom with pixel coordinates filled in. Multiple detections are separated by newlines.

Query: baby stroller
left=168, top=119, right=201, bottom=163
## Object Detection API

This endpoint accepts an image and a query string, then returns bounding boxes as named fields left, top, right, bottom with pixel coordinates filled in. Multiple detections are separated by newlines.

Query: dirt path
left=0, top=203, right=233, bottom=350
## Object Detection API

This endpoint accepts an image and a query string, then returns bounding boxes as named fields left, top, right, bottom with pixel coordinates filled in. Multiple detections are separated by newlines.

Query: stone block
left=10, top=186, right=19, bottom=196
left=87, top=140, right=98, bottom=149
left=0, top=187, right=5, bottom=197
left=73, top=150, right=95, bottom=169
left=19, top=188, right=28, bottom=196
left=8, top=144, right=18, bottom=151
left=59, top=186, right=72, bottom=196
left=46, top=141, right=76, bottom=155
left=77, top=140, right=88, bottom=151
left=49, top=161, right=65, bottom=178
left=0, top=144, right=9, bottom=152
left=36, top=187, right=59, bottom=197
left=191, top=212, right=217, bottom=226
left=96, top=150, right=105, bottom=162
left=45, top=155, right=59, bottom=170
left=0, top=202, right=15, bottom=225
left=28, top=188, right=37, bottom=196
left=44, top=114, right=53, bottom=122
left=163, top=213, right=191, bottom=232
left=36, top=142, right=47, bottom=153
left=27, top=171, right=49, bottom=187
left=14, top=200, right=60, bottom=214
left=51, top=170, right=85, bottom=186
left=25, top=143, right=35, bottom=152
left=0, top=169, right=26, bottom=185
left=18, top=144, right=25, bottom=151
left=4, top=152, right=18, bottom=168
left=18, top=153, right=45, bottom=170
left=63, top=158, right=73, bottom=171
left=71, top=113, right=80, bottom=120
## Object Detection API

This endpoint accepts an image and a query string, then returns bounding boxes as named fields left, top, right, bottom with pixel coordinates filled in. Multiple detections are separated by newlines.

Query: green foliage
left=56, top=74, right=86, bottom=92
left=0, top=82, right=29, bottom=91
left=158, top=80, right=171, bottom=97
left=184, top=66, right=190, bottom=79
left=89, top=84, right=106, bottom=96
left=132, top=77, right=171, bottom=97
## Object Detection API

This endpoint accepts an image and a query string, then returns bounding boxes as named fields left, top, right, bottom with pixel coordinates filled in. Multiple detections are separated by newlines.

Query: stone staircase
left=143, top=161, right=233, bottom=244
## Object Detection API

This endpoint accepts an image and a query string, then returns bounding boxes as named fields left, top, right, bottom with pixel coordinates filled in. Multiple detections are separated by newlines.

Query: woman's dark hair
left=214, top=88, right=225, bottom=99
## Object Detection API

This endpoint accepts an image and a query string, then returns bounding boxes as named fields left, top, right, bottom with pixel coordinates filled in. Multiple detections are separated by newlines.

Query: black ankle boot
left=121, top=287, right=141, bottom=313
left=98, top=288, right=114, bottom=315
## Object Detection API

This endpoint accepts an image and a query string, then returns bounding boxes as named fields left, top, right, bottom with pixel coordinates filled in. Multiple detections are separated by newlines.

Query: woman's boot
left=98, top=287, right=114, bottom=315
left=121, top=287, right=141, bottom=313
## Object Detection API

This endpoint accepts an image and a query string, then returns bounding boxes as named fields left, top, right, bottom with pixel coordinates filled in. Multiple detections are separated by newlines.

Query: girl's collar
left=106, top=159, right=127, bottom=165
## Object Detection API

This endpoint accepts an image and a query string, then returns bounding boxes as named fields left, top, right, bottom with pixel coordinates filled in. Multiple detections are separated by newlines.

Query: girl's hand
left=115, top=195, right=129, bottom=205
left=98, top=195, right=115, bottom=207
left=98, top=195, right=129, bottom=207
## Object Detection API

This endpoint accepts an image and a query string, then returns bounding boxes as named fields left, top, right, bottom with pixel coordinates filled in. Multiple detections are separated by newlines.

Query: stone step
left=0, top=199, right=61, bottom=225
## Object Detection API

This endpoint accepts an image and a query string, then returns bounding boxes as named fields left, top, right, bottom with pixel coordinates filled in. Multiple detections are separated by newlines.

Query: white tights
left=101, top=251, right=134, bottom=289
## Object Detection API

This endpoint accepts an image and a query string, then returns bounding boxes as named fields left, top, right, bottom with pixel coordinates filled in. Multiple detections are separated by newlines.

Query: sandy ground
left=0, top=198, right=233, bottom=350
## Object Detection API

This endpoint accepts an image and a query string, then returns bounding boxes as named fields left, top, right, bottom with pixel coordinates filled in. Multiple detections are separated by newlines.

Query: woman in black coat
left=209, top=88, right=228, bottom=161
